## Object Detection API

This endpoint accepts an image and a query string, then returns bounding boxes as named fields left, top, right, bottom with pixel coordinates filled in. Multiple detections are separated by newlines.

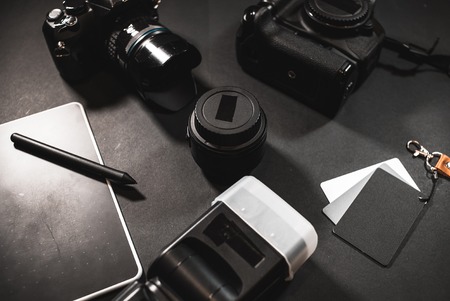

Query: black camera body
left=236, top=0, right=385, bottom=116
left=43, top=0, right=201, bottom=111
left=42, top=0, right=97, bottom=82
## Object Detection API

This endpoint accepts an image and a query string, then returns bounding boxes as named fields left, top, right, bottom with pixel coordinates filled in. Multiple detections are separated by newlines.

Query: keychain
left=406, top=140, right=450, bottom=201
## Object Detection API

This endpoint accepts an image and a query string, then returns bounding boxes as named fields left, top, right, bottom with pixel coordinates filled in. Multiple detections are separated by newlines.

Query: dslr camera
left=43, top=0, right=201, bottom=111
left=236, top=0, right=385, bottom=116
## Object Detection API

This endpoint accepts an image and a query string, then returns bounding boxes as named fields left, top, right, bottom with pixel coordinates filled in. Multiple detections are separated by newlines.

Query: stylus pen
left=10, top=133, right=137, bottom=185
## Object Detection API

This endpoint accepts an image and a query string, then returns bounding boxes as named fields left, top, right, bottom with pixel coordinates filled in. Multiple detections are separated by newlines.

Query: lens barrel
left=105, top=3, right=201, bottom=110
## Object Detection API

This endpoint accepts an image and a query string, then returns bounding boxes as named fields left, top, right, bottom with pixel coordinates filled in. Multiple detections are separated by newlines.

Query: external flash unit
left=113, top=176, right=318, bottom=301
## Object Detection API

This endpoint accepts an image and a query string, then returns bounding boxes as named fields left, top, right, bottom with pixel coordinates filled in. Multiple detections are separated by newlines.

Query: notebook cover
left=333, top=168, right=425, bottom=266
left=0, top=103, right=142, bottom=300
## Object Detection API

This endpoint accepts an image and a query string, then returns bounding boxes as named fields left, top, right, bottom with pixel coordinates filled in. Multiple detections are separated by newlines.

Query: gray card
left=333, top=168, right=425, bottom=266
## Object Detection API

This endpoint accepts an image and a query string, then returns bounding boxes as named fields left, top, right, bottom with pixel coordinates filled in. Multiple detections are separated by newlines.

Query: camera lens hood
left=187, top=87, right=267, bottom=182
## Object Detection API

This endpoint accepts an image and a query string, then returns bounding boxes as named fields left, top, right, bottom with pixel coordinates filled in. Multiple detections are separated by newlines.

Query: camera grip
left=256, top=8, right=353, bottom=83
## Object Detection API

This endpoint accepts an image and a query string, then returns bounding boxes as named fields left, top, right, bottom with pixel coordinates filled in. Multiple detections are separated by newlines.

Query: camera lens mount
left=305, top=0, right=371, bottom=30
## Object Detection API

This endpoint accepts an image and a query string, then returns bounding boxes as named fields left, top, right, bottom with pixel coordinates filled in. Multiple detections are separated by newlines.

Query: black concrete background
left=1, top=0, right=450, bottom=300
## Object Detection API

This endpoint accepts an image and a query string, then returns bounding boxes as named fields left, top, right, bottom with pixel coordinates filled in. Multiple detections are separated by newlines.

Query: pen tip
left=122, top=173, right=137, bottom=185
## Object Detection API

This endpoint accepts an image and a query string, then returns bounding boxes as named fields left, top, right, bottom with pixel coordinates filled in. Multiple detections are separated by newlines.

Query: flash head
left=114, top=176, right=317, bottom=301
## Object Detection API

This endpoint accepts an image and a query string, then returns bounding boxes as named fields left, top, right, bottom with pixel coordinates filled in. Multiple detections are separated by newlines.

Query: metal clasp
left=406, top=140, right=440, bottom=174
left=406, top=140, right=431, bottom=158
left=406, top=140, right=442, bottom=202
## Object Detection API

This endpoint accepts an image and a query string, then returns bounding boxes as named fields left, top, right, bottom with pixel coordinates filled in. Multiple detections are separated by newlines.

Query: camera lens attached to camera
left=43, top=0, right=201, bottom=111
left=187, top=87, right=267, bottom=183
left=105, top=1, right=202, bottom=110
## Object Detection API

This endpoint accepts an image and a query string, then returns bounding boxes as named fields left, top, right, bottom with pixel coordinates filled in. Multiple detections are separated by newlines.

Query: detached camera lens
left=187, top=87, right=267, bottom=183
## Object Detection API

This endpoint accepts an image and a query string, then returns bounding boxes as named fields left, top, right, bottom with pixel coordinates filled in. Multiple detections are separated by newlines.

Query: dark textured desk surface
left=1, top=0, right=450, bottom=300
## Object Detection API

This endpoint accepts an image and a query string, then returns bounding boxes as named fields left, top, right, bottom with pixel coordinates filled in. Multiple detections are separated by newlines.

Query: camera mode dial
left=305, top=0, right=370, bottom=29
left=63, top=0, right=88, bottom=15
